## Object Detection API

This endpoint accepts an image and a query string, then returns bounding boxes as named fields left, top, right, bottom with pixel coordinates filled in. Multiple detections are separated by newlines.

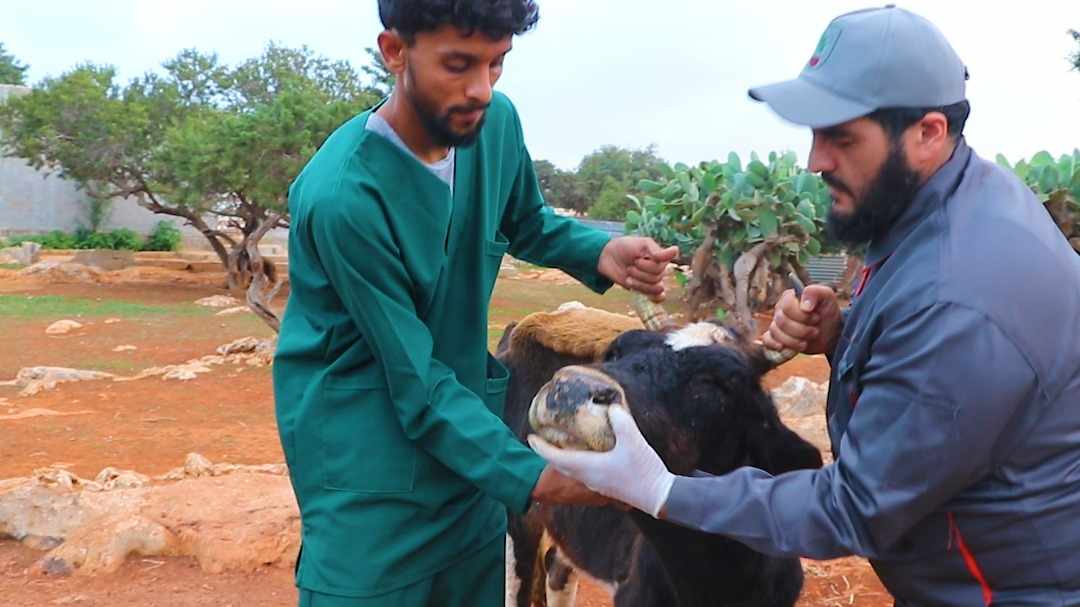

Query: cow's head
left=528, top=323, right=821, bottom=476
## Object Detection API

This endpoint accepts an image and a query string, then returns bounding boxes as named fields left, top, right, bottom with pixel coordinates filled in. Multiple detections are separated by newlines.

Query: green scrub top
left=273, top=92, right=612, bottom=598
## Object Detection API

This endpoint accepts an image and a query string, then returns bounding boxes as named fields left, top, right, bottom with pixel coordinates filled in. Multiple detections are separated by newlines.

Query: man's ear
left=906, top=111, right=950, bottom=172
left=377, top=30, right=407, bottom=77
left=917, top=112, right=949, bottom=147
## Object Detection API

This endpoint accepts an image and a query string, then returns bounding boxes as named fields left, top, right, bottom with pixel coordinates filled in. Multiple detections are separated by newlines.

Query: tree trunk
left=729, top=236, right=799, bottom=334
left=225, top=238, right=253, bottom=292
left=133, top=194, right=234, bottom=272
left=243, top=213, right=285, bottom=333
left=686, top=231, right=725, bottom=321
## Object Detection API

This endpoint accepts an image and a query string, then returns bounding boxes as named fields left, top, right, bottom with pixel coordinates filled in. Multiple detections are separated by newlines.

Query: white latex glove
left=528, top=406, right=676, bottom=518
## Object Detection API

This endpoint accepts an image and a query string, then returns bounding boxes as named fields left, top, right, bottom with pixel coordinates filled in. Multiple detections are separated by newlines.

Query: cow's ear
left=746, top=410, right=823, bottom=474
left=495, top=322, right=518, bottom=357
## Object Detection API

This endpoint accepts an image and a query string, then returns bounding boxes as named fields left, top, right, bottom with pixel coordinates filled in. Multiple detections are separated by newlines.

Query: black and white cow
left=498, top=310, right=822, bottom=607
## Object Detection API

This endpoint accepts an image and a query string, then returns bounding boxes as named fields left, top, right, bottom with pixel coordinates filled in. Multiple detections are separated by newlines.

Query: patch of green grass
left=0, top=263, right=22, bottom=270
left=0, top=294, right=210, bottom=319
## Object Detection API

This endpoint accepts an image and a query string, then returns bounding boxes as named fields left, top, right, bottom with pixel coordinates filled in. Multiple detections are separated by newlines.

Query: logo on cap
left=808, top=24, right=841, bottom=69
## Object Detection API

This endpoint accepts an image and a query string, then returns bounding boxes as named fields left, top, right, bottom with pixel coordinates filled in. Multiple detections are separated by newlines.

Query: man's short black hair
left=378, top=0, right=540, bottom=43
left=866, top=99, right=971, bottom=141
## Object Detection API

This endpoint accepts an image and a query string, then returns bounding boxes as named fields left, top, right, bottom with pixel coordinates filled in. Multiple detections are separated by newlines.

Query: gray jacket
left=664, top=140, right=1080, bottom=605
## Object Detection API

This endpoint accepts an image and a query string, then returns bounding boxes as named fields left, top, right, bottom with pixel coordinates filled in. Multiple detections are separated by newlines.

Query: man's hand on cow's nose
left=763, top=284, right=843, bottom=355
left=597, top=237, right=679, bottom=303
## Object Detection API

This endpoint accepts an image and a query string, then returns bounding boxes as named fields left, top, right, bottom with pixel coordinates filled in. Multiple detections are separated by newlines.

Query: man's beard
left=404, top=64, right=488, bottom=148
left=824, top=144, right=922, bottom=246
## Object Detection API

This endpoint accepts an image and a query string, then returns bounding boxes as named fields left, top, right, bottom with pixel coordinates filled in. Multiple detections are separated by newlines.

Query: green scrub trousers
left=297, top=536, right=505, bottom=607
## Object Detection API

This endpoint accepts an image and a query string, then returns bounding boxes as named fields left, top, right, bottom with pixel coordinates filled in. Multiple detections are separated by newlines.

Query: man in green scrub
left=273, top=1, right=678, bottom=605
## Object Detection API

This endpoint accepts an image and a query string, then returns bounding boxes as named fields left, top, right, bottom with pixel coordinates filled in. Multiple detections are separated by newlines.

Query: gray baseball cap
left=749, top=5, right=968, bottom=128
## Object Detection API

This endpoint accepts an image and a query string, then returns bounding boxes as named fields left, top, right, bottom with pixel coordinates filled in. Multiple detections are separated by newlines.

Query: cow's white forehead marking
left=666, top=322, right=737, bottom=351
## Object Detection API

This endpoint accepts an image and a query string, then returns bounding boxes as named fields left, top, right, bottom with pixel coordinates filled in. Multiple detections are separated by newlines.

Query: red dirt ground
left=0, top=272, right=890, bottom=606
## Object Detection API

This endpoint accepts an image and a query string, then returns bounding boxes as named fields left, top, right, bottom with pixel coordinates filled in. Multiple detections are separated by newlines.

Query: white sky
left=6, top=1, right=1080, bottom=169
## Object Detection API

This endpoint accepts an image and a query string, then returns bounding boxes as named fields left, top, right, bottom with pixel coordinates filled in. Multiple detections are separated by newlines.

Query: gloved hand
left=528, top=406, right=675, bottom=518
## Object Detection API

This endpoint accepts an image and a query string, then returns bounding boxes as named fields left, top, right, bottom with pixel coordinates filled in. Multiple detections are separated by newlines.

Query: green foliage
left=8, top=230, right=78, bottom=249
left=85, top=195, right=114, bottom=232
left=578, top=145, right=671, bottom=200
left=106, top=228, right=142, bottom=250
left=626, top=150, right=831, bottom=268
left=625, top=150, right=832, bottom=323
left=532, top=146, right=671, bottom=219
left=73, top=229, right=114, bottom=250
left=579, top=145, right=672, bottom=220
left=534, top=159, right=589, bottom=212
left=4, top=226, right=174, bottom=251
left=587, top=177, right=635, bottom=220
left=0, top=42, right=28, bottom=85
left=142, top=221, right=182, bottom=252
left=997, top=149, right=1080, bottom=252
left=0, top=64, right=154, bottom=196
left=996, top=150, right=1080, bottom=203
left=0, top=43, right=381, bottom=269
left=156, top=58, right=370, bottom=218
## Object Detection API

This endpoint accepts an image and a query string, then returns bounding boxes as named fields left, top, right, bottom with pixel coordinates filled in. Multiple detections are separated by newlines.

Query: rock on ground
left=195, top=295, right=242, bottom=308
left=771, top=376, right=831, bottom=459
left=20, top=262, right=104, bottom=284
left=0, top=454, right=298, bottom=576
left=45, top=320, right=84, bottom=335
left=0, top=367, right=115, bottom=397
left=0, top=242, right=42, bottom=266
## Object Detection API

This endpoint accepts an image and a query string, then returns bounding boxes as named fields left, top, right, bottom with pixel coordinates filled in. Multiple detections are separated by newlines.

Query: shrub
left=141, top=221, right=182, bottom=252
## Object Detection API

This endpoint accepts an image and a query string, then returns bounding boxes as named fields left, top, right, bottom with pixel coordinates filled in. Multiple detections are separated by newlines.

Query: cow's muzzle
left=528, top=366, right=626, bottom=451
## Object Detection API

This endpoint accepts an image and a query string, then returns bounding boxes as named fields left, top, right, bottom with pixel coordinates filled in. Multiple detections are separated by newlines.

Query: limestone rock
left=92, top=467, right=149, bottom=491
left=1, top=367, right=114, bottom=397
left=771, top=376, right=827, bottom=418
left=772, top=377, right=831, bottom=459
left=45, top=320, right=83, bottom=335
left=216, top=337, right=264, bottom=356
left=0, top=456, right=298, bottom=576
left=20, top=262, right=104, bottom=284
left=0, top=242, right=42, bottom=266
left=158, top=453, right=287, bottom=481
left=194, top=295, right=241, bottom=308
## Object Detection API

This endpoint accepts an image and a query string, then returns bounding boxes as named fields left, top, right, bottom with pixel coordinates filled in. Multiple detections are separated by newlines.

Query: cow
left=497, top=303, right=823, bottom=607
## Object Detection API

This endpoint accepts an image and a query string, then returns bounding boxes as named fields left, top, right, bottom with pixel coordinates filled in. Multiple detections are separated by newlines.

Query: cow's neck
left=629, top=512, right=792, bottom=606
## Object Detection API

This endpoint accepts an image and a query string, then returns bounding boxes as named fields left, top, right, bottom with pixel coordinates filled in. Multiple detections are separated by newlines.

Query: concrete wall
left=0, top=84, right=288, bottom=252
